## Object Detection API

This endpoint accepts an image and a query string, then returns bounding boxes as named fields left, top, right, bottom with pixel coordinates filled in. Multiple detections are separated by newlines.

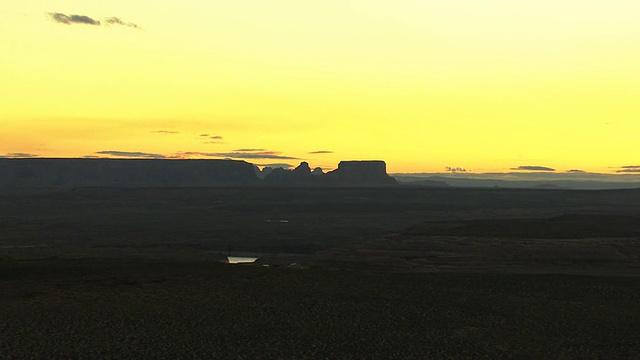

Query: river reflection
left=227, top=256, right=258, bottom=264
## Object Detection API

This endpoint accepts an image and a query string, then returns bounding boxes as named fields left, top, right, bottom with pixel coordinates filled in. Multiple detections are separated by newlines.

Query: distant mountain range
left=392, top=173, right=640, bottom=190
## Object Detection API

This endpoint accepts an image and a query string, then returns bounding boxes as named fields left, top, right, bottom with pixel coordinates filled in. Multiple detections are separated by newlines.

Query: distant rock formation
left=263, top=160, right=397, bottom=187
left=0, top=158, right=260, bottom=188
left=253, top=165, right=262, bottom=178
left=255, top=166, right=273, bottom=179
left=263, top=161, right=317, bottom=186
left=324, top=161, right=398, bottom=186
left=0, top=158, right=398, bottom=188
left=293, top=161, right=311, bottom=175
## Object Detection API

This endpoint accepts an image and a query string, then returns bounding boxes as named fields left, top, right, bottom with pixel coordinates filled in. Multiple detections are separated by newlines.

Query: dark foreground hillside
left=1, top=187, right=639, bottom=358
left=1, top=258, right=638, bottom=359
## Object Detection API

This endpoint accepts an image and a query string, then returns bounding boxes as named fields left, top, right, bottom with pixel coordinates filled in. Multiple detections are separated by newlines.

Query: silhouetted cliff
left=0, top=158, right=260, bottom=188
left=325, top=161, right=398, bottom=186
left=263, top=160, right=397, bottom=187
left=263, top=162, right=318, bottom=186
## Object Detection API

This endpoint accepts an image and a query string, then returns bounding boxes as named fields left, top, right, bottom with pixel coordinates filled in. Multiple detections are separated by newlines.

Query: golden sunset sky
left=1, top=1, right=639, bottom=173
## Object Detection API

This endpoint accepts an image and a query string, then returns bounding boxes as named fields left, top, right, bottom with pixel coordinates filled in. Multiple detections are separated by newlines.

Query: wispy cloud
left=0, top=153, right=38, bottom=158
left=104, top=17, right=140, bottom=29
left=180, top=151, right=298, bottom=160
left=308, top=150, right=333, bottom=154
left=48, top=12, right=140, bottom=29
left=152, top=130, right=179, bottom=134
left=255, top=163, right=294, bottom=169
left=445, top=166, right=467, bottom=173
left=616, top=165, right=640, bottom=173
left=200, top=135, right=223, bottom=143
left=92, top=148, right=296, bottom=161
left=233, top=148, right=266, bottom=152
left=511, top=166, right=556, bottom=172
left=96, top=151, right=165, bottom=159
left=221, top=152, right=298, bottom=160
left=49, top=13, right=100, bottom=25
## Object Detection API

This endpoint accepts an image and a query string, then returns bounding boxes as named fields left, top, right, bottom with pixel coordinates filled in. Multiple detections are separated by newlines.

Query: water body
left=227, top=256, right=258, bottom=264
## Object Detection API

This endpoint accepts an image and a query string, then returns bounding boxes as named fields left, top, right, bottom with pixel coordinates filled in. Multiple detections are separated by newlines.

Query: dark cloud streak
left=48, top=13, right=140, bottom=29
left=220, top=152, right=298, bottom=160
left=446, top=166, right=467, bottom=173
left=49, top=13, right=100, bottom=25
left=255, top=163, right=294, bottom=169
left=233, top=148, right=266, bottom=152
left=96, top=151, right=165, bottom=159
left=616, top=165, right=640, bottom=173
left=104, top=17, right=140, bottom=29
left=182, top=151, right=298, bottom=160
left=93, top=149, right=296, bottom=160
left=511, top=166, right=556, bottom=172
left=0, top=153, right=38, bottom=158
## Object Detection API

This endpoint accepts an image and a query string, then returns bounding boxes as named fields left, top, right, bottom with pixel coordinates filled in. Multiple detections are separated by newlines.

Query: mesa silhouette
left=0, top=158, right=397, bottom=188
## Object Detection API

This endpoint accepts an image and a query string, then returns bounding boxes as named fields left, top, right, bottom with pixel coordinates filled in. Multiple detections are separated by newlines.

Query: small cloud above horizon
left=616, top=165, right=640, bottom=173
left=0, top=153, right=38, bottom=158
left=104, top=17, right=140, bottom=29
left=48, top=12, right=140, bottom=29
left=92, top=149, right=297, bottom=161
left=511, top=166, right=556, bottom=172
left=308, top=150, right=333, bottom=154
left=446, top=166, right=467, bottom=173
left=95, top=151, right=165, bottom=159
left=567, top=169, right=586, bottom=173
left=233, top=148, right=265, bottom=152
left=49, top=13, right=100, bottom=26
left=198, top=134, right=223, bottom=143
left=255, top=163, right=294, bottom=169
left=181, top=150, right=298, bottom=160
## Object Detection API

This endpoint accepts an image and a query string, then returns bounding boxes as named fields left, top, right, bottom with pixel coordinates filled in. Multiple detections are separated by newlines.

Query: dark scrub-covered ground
left=1, top=258, right=638, bottom=359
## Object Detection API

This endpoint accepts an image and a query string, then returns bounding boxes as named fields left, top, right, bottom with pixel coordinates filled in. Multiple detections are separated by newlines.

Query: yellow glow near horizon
left=2, top=1, right=640, bottom=173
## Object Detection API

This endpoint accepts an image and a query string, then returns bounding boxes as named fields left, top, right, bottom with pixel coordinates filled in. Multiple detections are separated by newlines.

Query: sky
left=1, top=1, right=639, bottom=173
